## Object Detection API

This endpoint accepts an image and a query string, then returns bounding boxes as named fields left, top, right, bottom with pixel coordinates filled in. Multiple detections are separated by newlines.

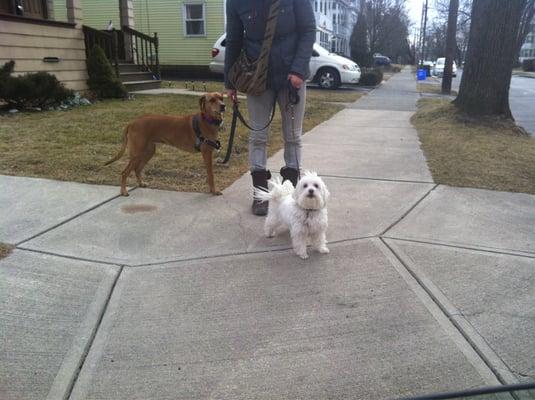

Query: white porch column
left=119, top=0, right=135, bottom=29
left=66, top=0, right=83, bottom=27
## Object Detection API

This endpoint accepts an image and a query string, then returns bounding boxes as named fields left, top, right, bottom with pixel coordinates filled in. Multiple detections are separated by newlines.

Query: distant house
left=312, top=0, right=359, bottom=57
left=65, top=0, right=226, bottom=77
left=1, top=0, right=162, bottom=91
left=520, top=19, right=535, bottom=61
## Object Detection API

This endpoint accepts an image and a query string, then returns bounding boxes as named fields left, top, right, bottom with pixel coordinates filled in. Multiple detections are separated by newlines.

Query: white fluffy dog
left=255, top=171, right=330, bottom=259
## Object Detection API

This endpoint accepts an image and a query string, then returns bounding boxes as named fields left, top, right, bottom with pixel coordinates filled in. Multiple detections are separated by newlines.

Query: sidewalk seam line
left=318, top=174, right=435, bottom=185
left=381, top=237, right=535, bottom=260
left=131, top=236, right=377, bottom=268
left=380, top=238, right=520, bottom=399
left=16, top=247, right=127, bottom=267
left=15, top=187, right=137, bottom=247
left=15, top=235, right=376, bottom=268
left=64, top=265, right=125, bottom=400
left=379, top=184, right=439, bottom=236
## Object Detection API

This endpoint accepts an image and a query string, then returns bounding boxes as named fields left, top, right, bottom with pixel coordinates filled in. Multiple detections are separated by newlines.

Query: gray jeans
left=246, top=84, right=306, bottom=172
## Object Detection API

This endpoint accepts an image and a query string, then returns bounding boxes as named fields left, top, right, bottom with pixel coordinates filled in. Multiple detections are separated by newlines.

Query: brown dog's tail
left=104, top=125, right=129, bottom=166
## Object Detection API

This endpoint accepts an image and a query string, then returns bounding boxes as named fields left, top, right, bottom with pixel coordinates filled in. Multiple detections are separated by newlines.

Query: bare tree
left=363, top=0, right=411, bottom=61
left=454, top=0, right=526, bottom=117
left=434, top=0, right=471, bottom=63
left=350, top=11, right=373, bottom=67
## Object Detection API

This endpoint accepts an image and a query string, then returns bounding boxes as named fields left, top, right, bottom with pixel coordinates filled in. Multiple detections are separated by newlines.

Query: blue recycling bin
left=417, top=69, right=427, bottom=81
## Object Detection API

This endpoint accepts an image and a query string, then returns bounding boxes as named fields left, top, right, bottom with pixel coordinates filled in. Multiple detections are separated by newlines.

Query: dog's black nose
left=308, top=188, right=314, bottom=195
left=220, top=104, right=226, bottom=112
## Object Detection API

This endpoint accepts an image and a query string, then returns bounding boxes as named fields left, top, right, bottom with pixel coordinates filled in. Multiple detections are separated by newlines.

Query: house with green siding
left=53, top=0, right=226, bottom=77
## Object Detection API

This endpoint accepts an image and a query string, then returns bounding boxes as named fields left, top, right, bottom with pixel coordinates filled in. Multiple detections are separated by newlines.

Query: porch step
left=118, top=63, right=144, bottom=73
left=123, top=80, right=162, bottom=92
left=120, top=71, right=157, bottom=82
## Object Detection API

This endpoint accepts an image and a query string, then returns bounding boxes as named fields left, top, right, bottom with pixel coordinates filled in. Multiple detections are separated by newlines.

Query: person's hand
left=288, top=74, right=304, bottom=89
left=227, top=89, right=238, bottom=103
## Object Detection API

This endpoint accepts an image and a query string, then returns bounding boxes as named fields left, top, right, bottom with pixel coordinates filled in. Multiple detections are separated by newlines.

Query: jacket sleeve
left=290, top=0, right=316, bottom=78
left=224, top=0, right=244, bottom=90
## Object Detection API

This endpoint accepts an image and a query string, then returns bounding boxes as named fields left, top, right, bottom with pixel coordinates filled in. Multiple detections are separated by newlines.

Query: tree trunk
left=454, top=0, right=526, bottom=118
left=441, top=0, right=459, bottom=94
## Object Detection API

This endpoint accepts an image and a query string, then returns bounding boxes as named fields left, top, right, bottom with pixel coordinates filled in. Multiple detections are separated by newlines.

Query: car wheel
left=317, top=68, right=341, bottom=89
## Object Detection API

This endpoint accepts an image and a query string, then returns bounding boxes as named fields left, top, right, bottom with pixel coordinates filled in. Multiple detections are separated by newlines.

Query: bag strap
left=251, top=0, right=281, bottom=87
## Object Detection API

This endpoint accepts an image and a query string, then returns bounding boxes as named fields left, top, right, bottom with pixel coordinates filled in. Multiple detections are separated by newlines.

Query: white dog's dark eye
left=303, top=184, right=308, bottom=188
left=314, top=184, right=319, bottom=188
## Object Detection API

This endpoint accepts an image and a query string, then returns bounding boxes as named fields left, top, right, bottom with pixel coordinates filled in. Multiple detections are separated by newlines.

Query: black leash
left=394, top=381, right=535, bottom=400
left=218, top=102, right=239, bottom=164
left=218, top=95, right=276, bottom=165
left=219, top=81, right=301, bottom=165
left=234, top=96, right=277, bottom=132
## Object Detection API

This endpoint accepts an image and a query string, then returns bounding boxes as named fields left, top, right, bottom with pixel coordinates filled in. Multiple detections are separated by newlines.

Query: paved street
left=430, top=70, right=535, bottom=136
left=510, top=76, right=535, bottom=136
left=1, top=68, right=534, bottom=400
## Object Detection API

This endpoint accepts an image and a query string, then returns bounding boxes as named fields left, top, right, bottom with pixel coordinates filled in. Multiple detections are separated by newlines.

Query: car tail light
left=212, top=48, right=219, bottom=58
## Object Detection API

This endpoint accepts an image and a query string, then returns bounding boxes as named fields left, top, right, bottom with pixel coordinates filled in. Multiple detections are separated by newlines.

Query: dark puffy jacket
left=224, top=0, right=316, bottom=91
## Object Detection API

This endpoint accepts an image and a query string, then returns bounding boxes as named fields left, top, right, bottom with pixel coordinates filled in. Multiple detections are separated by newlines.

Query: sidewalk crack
left=379, top=184, right=438, bottom=236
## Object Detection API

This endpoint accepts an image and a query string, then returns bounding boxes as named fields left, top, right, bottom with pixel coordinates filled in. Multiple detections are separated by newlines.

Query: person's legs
left=277, top=84, right=306, bottom=186
left=247, top=89, right=276, bottom=171
left=247, top=89, right=276, bottom=215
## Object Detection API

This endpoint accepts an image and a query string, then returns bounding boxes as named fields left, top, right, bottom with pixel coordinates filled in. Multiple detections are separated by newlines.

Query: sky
left=405, top=0, right=437, bottom=25
left=405, top=0, right=438, bottom=41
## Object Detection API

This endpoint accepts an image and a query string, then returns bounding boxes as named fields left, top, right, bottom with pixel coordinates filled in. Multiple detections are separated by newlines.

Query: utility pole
left=421, top=0, right=429, bottom=65
left=442, top=0, right=459, bottom=94
left=418, top=1, right=425, bottom=64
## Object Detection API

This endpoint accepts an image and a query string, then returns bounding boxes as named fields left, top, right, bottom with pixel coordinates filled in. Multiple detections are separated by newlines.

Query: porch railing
left=123, top=25, right=160, bottom=79
left=82, top=25, right=119, bottom=77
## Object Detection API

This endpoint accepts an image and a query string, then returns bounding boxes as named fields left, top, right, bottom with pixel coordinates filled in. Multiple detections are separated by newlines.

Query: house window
left=183, top=2, right=205, bottom=36
left=0, top=0, right=48, bottom=19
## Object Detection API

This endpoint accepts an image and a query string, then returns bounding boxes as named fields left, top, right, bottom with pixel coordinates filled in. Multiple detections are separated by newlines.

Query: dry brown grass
left=416, top=83, right=457, bottom=95
left=0, top=243, right=14, bottom=259
left=0, top=86, right=362, bottom=193
left=412, top=98, right=535, bottom=194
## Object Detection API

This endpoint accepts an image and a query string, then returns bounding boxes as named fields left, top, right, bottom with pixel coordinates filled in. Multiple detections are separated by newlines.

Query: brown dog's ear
left=199, top=95, right=206, bottom=112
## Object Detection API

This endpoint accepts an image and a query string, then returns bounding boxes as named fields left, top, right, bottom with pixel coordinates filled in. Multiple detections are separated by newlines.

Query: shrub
left=87, top=45, right=127, bottom=99
left=359, top=69, right=384, bottom=86
left=0, top=61, right=73, bottom=109
left=522, top=59, right=535, bottom=72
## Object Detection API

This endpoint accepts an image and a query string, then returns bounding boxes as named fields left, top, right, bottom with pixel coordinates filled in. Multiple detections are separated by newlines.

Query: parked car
left=432, top=57, right=457, bottom=77
left=209, top=34, right=361, bottom=89
left=373, top=55, right=391, bottom=67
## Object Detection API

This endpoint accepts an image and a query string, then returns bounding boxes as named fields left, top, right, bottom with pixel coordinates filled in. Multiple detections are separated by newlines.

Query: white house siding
left=0, top=19, right=88, bottom=91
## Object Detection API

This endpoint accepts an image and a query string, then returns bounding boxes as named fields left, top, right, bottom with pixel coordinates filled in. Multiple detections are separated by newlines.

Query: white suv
left=432, top=57, right=458, bottom=78
left=210, top=34, right=361, bottom=89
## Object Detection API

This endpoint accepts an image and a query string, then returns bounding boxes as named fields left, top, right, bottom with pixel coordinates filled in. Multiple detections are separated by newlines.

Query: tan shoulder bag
left=228, top=0, right=281, bottom=96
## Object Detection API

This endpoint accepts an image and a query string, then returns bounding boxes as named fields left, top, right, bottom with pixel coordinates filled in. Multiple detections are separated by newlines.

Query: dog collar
left=193, top=114, right=221, bottom=152
left=201, top=113, right=223, bottom=126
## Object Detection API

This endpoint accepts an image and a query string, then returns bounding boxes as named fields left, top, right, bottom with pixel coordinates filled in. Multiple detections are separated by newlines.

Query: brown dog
left=105, top=92, right=226, bottom=196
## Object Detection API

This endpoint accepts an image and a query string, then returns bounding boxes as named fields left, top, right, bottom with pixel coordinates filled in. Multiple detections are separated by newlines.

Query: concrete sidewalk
left=2, top=67, right=534, bottom=400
